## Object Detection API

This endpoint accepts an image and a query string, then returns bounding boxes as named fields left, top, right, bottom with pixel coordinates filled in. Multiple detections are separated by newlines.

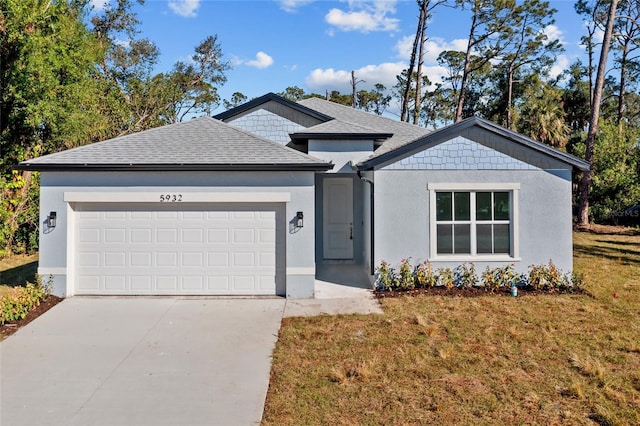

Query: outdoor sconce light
left=47, top=211, right=57, bottom=229
left=296, top=211, right=304, bottom=228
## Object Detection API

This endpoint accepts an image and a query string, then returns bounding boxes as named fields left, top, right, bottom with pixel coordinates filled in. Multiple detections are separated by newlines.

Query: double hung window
left=429, top=184, right=519, bottom=259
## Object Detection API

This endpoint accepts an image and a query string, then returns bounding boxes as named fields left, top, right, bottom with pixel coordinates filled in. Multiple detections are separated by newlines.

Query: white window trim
left=428, top=183, right=520, bottom=262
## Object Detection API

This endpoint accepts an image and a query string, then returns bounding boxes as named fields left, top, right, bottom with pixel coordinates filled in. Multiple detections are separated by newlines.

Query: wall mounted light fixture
left=47, top=211, right=57, bottom=229
left=295, top=211, right=304, bottom=228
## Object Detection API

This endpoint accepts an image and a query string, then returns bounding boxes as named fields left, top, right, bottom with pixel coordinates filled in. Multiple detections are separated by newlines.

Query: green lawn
left=263, top=230, right=640, bottom=425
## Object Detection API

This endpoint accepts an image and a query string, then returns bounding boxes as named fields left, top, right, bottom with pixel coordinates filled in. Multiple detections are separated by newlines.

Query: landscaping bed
left=0, top=294, right=63, bottom=341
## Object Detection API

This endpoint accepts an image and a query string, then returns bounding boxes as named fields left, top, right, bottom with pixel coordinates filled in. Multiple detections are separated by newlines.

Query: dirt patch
left=0, top=295, right=63, bottom=341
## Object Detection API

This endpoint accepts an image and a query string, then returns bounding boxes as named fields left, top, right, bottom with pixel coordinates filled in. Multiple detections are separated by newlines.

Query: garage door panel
left=105, top=276, right=126, bottom=290
left=130, top=228, right=152, bottom=243
left=79, top=252, right=101, bottom=267
left=233, top=228, right=255, bottom=243
left=156, top=229, right=178, bottom=243
left=104, top=252, right=126, bottom=267
left=75, top=203, right=281, bottom=295
left=130, top=276, right=152, bottom=291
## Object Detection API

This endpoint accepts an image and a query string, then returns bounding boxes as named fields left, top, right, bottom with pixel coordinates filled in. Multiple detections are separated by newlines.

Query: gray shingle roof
left=298, top=97, right=431, bottom=158
left=17, top=117, right=332, bottom=171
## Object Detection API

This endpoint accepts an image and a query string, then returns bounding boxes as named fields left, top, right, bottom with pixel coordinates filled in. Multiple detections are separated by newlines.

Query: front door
left=323, top=178, right=354, bottom=259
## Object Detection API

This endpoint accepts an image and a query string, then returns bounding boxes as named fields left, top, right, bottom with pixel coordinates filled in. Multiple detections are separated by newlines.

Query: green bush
left=481, top=264, right=520, bottom=292
left=454, top=263, right=478, bottom=288
left=415, top=261, right=437, bottom=288
left=375, top=259, right=583, bottom=294
left=0, top=276, right=50, bottom=325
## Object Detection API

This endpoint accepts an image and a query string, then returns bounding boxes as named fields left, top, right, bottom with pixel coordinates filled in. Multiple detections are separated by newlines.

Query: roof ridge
left=299, top=97, right=429, bottom=130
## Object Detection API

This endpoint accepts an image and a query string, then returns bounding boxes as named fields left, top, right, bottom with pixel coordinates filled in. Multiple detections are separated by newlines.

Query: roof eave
left=14, top=163, right=334, bottom=172
left=290, top=132, right=393, bottom=142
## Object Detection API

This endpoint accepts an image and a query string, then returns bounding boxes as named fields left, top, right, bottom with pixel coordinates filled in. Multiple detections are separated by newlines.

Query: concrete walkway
left=284, top=264, right=383, bottom=317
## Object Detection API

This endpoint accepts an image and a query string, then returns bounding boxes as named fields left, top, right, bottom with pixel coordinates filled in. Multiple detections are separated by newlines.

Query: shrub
left=415, top=261, right=437, bottom=288
left=528, top=260, right=564, bottom=290
left=0, top=277, right=49, bottom=325
left=396, top=258, right=415, bottom=290
left=374, top=259, right=583, bottom=294
left=481, top=264, right=521, bottom=292
left=454, top=263, right=478, bottom=288
left=375, top=260, right=393, bottom=291
left=437, top=267, right=454, bottom=289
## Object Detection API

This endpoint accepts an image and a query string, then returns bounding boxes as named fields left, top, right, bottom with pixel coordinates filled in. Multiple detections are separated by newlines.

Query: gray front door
left=323, top=178, right=353, bottom=259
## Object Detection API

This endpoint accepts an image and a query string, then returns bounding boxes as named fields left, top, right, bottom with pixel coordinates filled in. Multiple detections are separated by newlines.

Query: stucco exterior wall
left=38, top=171, right=316, bottom=298
left=309, top=139, right=373, bottom=173
left=373, top=168, right=574, bottom=274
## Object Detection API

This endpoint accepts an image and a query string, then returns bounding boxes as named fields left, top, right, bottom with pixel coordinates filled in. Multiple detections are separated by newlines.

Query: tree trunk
left=413, top=2, right=428, bottom=125
left=617, top=42, right=628, bottom=126
left=351, top=70, right=357, bottom=108
left=577, top=0, right=619, bottom=227
left=507, top=66, right=514, bottom=130
left=455, top=8, right=477, bottom=123
left=401, top=1, right=424, bottom=122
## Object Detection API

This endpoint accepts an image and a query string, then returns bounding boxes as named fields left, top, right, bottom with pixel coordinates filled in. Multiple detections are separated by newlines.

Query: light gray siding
left=227, top=109, right=305, bottom=145
left=383, top=136, right=538, bottom=170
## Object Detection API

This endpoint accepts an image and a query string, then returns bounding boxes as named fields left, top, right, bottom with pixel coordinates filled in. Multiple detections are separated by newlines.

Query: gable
left=226, top=109, right=306, bottom=145
left=359, top=117, right=589, bottom=171
left=383, top=136, right=539, bottom=171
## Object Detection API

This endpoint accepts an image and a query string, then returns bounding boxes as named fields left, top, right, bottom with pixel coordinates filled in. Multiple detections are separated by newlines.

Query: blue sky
left=91, top=0, right=591, bottom=114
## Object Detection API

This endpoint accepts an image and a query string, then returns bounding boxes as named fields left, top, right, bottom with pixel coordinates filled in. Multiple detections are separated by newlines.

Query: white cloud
left=306, top=62, right=406, bottom=93
left=543, top=24, right=565, bottom=47
left=325, top=0, right=399, bottom=33
left=550, top=54, right=570, bottom=79
left=168, top=0, right=200, bottom=18
left=395, top=36, right=468, bottom=64
left=246, top=52, right=274, bottom=69
left=90, top=0, right=109, bottom=11
left=278, top=0, right=315, bottom=13
left=306, top=61, right=453, bottom=94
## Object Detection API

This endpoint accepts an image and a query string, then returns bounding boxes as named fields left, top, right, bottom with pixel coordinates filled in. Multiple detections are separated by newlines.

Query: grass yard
left=0, top=253, right=38, bottom=288
left=263, top=230, right=640, bottom=425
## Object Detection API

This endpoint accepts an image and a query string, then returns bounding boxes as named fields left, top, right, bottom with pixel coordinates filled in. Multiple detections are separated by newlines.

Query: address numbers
left=159, top=194, right=183, bottom=202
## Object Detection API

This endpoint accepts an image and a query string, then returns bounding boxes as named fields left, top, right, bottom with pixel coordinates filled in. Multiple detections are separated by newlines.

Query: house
left=17, top=93, right=589, bottom=298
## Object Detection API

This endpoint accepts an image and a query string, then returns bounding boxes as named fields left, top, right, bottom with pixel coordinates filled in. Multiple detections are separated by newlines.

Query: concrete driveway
left=0, top=297, right=285, bottom=426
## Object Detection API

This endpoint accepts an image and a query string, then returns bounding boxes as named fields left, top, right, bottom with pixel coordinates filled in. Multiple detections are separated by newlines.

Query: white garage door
left=74, top=203, right=283, bottom=295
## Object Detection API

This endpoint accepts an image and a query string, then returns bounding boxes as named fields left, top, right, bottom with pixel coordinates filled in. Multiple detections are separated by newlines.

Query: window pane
left=454, top=224, right=471, bottom=254
left=454, top=192, right=470, bottom=220
left=437, top=224, right=453, bottom=254
left=476, top=192, right=492, bottom=220
left=494, top=224, right=510, bottom=253
left=494, top=192, right=510, bottom=220
left=436, top=192, right=452, bottom=221
left=477, top=224, right=493, bottom=253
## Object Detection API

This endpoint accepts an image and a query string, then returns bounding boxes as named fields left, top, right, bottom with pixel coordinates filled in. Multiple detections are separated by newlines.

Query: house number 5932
left=160, top=194, right=183, bottom=202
